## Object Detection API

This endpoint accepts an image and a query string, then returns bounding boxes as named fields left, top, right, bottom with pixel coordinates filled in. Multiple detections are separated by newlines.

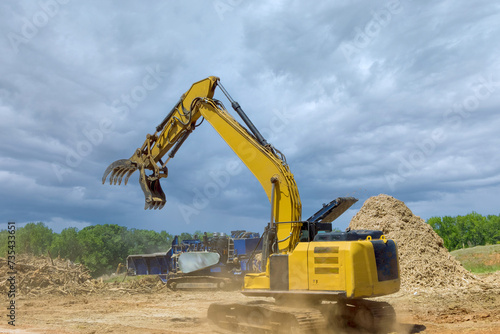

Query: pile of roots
left=0, top=254, right=168, bottom=296
left=0, top=254, right=96, bottom=296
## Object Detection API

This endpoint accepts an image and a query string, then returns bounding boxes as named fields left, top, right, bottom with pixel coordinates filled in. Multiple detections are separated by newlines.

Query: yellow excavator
left=103, top=76, right=400, bottom=333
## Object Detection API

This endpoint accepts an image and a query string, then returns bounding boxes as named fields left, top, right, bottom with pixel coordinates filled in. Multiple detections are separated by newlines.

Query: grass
left=99, top=273, right=149, bottom=283
left=450, top=244, right=500, bottom=273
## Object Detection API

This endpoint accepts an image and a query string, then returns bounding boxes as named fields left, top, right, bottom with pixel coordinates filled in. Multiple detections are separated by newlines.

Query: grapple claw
left=123, top=169, right=135, bottom=185
left=115, top=168, right=130, bottom=185
left=102, top=159, right=138, bottom=185
left=103, top=158, right=167, bottom=210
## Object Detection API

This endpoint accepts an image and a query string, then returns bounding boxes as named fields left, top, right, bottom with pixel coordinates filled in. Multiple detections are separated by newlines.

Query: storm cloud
left=1, top=0, right=499, bottom=235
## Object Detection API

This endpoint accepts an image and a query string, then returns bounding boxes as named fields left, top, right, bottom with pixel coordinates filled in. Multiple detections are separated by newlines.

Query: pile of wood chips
left=349, top=194, right=482, bottom=293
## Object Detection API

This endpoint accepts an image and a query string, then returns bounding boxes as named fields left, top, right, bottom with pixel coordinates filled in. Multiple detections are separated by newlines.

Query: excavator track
left=344, top=300, right=396, bottom=333
left=208, top=300, right=327, bottom=334
left=320, top=299, right=396, bottom=333
left=208, top=299, right=396, bottom=334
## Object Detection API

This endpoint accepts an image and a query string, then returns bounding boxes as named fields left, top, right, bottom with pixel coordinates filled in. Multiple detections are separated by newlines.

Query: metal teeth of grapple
left=102, top=159, right=138, bottom=185
left=103, top=159, right=167, bottom=210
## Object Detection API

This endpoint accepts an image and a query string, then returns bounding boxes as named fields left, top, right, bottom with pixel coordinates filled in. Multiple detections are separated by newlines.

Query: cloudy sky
left=1, top=1, right=499, bottom=236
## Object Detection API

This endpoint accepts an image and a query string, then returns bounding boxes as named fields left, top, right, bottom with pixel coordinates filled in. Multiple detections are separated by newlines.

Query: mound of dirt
left=349, top=194, right=478, bottom=293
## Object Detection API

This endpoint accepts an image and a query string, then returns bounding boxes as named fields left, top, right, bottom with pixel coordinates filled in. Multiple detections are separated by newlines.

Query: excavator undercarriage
left=208, top=298, right=396, bottom=334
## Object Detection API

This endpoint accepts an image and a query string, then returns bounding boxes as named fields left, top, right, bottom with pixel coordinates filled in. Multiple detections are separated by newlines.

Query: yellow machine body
left=245, top=239, right=400, bottom=299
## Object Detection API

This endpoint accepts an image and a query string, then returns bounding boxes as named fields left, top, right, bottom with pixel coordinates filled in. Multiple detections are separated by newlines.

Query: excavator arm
left=102, top=77, right=218, bottom=210
left=102, top=76, right=301, bottom=252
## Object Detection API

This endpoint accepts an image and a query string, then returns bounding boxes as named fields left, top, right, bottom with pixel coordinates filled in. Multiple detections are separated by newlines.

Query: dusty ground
left=1, top=277, right=499, bottom=334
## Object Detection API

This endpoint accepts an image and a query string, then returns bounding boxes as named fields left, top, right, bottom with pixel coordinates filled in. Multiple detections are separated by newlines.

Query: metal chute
left=307, top=197, right=359, bottom=223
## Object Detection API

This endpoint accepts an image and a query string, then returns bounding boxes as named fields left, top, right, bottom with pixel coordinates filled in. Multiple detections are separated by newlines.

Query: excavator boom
left=102, top=76, right=301, bottom=252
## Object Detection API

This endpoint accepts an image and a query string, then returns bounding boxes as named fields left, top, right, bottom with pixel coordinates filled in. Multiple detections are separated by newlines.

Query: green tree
left=486, top=215, right=500, bottom=244
left=16, top=222, right=54, bottom=255
left=77, top=224, right=128, bottom=277
left=125, top=228, right=172, bottom=255
left=179, top=232, right=194, bottom=242
left=0, top=229, right=8, bottom=256
left=428, top=216, right=459, bottom=250
left=50, top=227, right=82, bottom=261
left=160, top=230, right=174, bottom=246
left=428, top=213, right=500, bottom=251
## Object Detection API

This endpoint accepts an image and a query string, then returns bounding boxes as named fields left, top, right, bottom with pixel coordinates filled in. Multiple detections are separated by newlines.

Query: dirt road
left=1, top=281, right=499, bottom=334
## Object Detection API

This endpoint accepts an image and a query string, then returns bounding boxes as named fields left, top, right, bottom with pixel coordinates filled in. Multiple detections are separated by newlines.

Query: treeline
left=427, top=212, right=500, bottom=251
left=4, top=213, right=499, bottom=276
left=0, top=222, right=205, bottom=277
